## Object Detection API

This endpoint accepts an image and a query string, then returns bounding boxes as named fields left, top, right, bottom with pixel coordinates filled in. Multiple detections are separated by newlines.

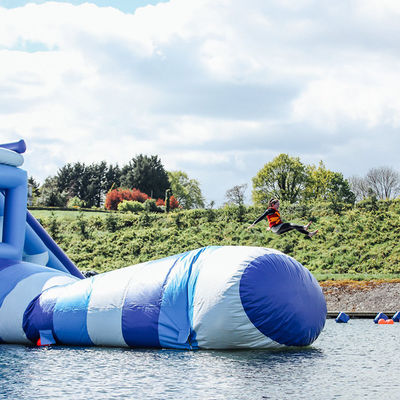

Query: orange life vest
left=266, top=209, right=282, bottom=227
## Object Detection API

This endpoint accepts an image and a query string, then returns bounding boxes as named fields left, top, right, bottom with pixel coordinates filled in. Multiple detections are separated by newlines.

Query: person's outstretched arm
left=247, top=209, right=273, bottom=229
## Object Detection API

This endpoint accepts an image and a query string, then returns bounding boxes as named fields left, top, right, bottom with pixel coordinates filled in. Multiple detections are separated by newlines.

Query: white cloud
left=1, top=0, right=400, bottom=205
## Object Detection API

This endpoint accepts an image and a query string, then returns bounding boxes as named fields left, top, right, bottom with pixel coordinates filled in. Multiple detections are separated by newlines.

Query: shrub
left=105, top=212, right=118, bottom=232
left=131, top=188, right=150, bottom=203
left=105, top=189, right=132, bottom=210
left=47, top=212, right=60, bottom=241
left=169, top=195, right=180, bottom=210
left=76, top=212, right=89, bottom=238
left=144, top=199, right=160, bottom=212
left=67, top=196, right=85, bottom=208
left=118, top=200, right=144, bottom=213
left=105, top=188, right=151, bottom=210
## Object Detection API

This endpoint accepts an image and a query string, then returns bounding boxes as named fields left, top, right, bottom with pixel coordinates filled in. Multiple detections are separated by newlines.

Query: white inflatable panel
left=0, top=148, right=24, bottom=167
left=86, top=268, right=135, bottom=347
left=192, top=246, right=283, bottom=349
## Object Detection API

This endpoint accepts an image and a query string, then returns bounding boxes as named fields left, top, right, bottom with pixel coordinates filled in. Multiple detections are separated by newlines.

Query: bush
left=169, top=195, right=180, bottom=210
left=144, top=199, right=161, bottom=212
left=105, top=188, right=151, bottom=210
left=105, top=212, right=118, bottom=232
left=156, top=198, right=165, bottom=206
left=67, top=196, right=85, bottom=208
left=75, top=212, right=89, bottom=239
left=118, top=200, right=144, bottom=213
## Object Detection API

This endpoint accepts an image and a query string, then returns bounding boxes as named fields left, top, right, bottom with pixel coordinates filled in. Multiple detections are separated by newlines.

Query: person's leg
left=271, top=223, right=297, bottom=235
left=272, top=222, right=310, bottom=236
left=289, top=223, right=310, bottom=235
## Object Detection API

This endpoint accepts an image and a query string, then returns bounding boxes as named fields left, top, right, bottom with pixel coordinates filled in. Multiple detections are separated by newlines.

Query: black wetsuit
left=252, top=208, right=310, bottom=236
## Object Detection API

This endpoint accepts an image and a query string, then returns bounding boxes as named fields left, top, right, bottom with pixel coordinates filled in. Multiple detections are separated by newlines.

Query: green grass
left=313, top=273, right=400, bottom=282
left=30, top=209, right=110, bottom=219
left=29, top=200, right=400, bottom=280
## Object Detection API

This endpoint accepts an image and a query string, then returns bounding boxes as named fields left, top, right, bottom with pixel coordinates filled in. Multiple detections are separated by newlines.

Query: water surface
left=0, top=320, right=399, bottom=399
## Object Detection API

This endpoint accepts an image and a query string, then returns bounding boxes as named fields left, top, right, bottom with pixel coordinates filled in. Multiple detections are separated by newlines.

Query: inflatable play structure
left=0, top=140, right=326, bottom=349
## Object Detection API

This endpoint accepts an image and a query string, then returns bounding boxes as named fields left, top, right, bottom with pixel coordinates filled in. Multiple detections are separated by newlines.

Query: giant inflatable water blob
left=0, top=141, right=327, bottom=349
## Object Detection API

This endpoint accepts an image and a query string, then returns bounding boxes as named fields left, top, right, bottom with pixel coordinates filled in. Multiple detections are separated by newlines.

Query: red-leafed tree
left=105, top=189, right=129, bottom=210
left=131, top=188, right=150, bottom=203
left=169, top=195, right=180, bottom=210
left=105, top=188, right=149, bottom=210
left=105, top=187, right=179, bottom=211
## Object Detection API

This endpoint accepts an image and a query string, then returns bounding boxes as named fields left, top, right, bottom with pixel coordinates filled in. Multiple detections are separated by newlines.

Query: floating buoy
left=392, top=312, right=400, bottom=322
left=374, top=312, right=388, bottom=324
left=378, top=319, right=394, bottom=325
left=335, top=312, right=350, bottom=323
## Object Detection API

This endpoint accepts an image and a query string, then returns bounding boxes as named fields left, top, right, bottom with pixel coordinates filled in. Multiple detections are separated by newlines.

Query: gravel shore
left=320, top=280, right=400, bottom=313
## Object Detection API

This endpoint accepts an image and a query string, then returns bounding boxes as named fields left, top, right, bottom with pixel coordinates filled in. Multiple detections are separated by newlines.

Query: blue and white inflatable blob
left=0, top=140, right=327, bottom=349
left=4, top=247, right=327, bottom=349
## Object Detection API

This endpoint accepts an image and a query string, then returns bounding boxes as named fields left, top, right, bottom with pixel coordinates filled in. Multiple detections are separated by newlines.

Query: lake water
left=0, top=319, right=399, bottom=399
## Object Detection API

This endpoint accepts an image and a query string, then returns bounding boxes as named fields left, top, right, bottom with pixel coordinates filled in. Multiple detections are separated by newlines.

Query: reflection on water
left=0, top=320, right=399, bottom=399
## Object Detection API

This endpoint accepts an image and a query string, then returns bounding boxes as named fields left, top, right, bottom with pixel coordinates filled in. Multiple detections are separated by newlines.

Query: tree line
left=226, top=154, right=400, bottom=211
left=30, top=154, right=205, bottom=210
left=30, top=152, right=400, bottom=212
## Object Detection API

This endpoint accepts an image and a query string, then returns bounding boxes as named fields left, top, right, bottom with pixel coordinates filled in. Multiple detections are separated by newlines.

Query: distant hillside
left=31, top=198, right=400, bottom=280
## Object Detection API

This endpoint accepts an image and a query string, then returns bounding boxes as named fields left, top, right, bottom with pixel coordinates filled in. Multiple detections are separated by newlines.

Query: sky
left=1, top=0, right=400, bottom=206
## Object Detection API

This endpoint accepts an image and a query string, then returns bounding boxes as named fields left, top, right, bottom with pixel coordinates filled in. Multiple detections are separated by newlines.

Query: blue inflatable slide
left=0, top=140, right=326, bottom=349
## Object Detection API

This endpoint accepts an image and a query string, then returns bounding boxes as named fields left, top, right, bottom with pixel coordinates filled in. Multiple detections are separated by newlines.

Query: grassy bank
left=30, top=199, right=400, bottom=280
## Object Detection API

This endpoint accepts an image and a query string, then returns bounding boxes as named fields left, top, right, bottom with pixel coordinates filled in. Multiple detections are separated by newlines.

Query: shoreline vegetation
left=29, top=198, right=400, bottom=282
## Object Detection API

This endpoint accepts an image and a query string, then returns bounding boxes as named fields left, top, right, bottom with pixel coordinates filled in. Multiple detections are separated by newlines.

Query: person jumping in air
left=247, top=198, right=318, bottom=238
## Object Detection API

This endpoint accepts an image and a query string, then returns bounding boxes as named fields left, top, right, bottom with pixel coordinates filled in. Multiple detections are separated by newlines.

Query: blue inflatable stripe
left=53, top=280, right=93, bottom=345
left=122, top=258, right=175, bottom=347
left=158, top=250, right=197, bottom=349
left=0, top=259, right=14, bottom=270
left=158, top=246, right=219, bottom=349
left=239, top=253, right=326, bottom=347
left=0, top=166, right=27, bottom=261
left=187, top=247, right=217, bottom=348
left=158, top=256, right=187, bottom=349
left=0, top=262, right=51, bottom=308
left=0, top=140, right=26, bottom=154
left=23, top=293, right=57, bottom=344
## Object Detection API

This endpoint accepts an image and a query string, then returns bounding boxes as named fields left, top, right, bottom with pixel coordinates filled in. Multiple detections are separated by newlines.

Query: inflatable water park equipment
left=0, top=140, right=327, bottom=349
left=393, top=311, right=400, bottom=322
left=373, top=312, right=388, bottom=324
left=335, top=312, right=350, bottom=323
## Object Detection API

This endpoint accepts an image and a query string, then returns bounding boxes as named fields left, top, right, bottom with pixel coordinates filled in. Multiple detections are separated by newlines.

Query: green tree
left=104, top=164, right=121, bottom=193
left=38, top=177, right=68, bottom=207
left=67, top=196, right=85, bottom=208
left=121, top=154, right=170, bottom=199
left=28, top=176, right=40, bottom=205
left=168, top=170, right=205, bottom=209
left=304, top=161, right=355, bottom=204
left=252, top=154, right=307, bottom=206
left=56, top=162, right=88, bottom=204
left=85, top=162, right=108, bottom=207
left=55, top=161, right=119, bottom=208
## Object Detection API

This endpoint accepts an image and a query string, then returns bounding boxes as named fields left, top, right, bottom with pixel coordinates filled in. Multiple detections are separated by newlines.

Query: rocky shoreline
left=320, top=280, right=400, bottom=314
